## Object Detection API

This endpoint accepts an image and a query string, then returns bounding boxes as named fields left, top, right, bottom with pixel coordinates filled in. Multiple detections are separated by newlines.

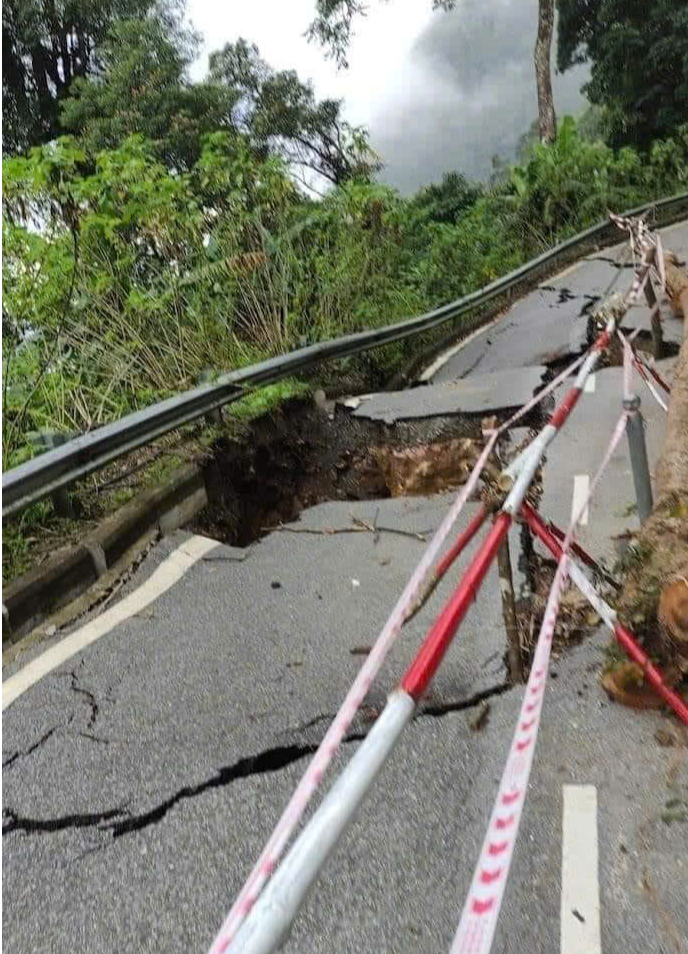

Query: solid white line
left=571, top=474, right=590, bottom=526
left=418, top=315, right=503, bottom=381
left=561, top=785, right=602, bottom=954
left=584, top=373, right=596, bottom=394
left=2, top=534, right=218, bottom=710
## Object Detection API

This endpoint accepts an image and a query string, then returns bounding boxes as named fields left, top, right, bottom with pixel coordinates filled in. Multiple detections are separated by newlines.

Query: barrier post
left=623, top=394, right=653, bottom=523
left=642, top=245, right=665, bottom=360
left=496, top=536, right=523, bottom=683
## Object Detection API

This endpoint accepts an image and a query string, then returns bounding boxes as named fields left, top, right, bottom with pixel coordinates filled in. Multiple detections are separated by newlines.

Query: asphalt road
left=3, top=222, right=688, bottom=954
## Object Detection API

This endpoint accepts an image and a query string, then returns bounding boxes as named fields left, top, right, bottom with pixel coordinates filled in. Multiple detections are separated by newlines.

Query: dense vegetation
left=3, top=0, right=688, bottom=582
left=556, top=0, right=688, bottom=149
left=5, top=116, right=688, bottom=471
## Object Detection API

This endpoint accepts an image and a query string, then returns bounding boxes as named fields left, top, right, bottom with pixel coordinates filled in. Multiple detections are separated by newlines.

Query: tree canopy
left=556, top=0, right=688, bottom=148
left=2, top=0, right=168, bottom=152
left=59, top=18, right=233, bottom=170
left=208, top=38, right=381, bottom=186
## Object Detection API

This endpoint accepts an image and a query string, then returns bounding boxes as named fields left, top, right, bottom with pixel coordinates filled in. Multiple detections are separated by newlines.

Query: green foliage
left=2, top=0, right=177, bottom=153
left=504, top=116, right=688, bottom=246
left=59, top=18, right=232, bottom=171
left=230, top=380, right=313, bottom=421
left=4, top=117, right=688, bottom=480
left=409, top=172, right=482, bottom=226
left=556, top=0, right=688, bottom=149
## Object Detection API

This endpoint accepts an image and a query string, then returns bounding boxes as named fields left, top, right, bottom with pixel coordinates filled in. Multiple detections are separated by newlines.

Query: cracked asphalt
left=3, top=223, right=688, bottom=954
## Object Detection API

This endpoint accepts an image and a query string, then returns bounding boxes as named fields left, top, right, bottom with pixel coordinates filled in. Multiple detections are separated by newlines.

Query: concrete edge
left=1, top=527, right=160, bottom=667
left=2, top=462, right=208, bottom=646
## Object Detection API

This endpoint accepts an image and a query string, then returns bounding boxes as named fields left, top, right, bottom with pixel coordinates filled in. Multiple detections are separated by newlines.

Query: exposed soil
left=514, top=552, right=609, bottom=676
left=192, top=395, right=548, bottom=548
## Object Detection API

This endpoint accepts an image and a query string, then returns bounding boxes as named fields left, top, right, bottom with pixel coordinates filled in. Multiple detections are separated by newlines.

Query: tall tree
left=556, top=0, right=688, bottom=148
left=208, top=38, right=380, bottom=186
left=2, top=0, right=167, bottom=153
left=59, top=18, right=233, bottom=170
left=535, top=0, right=557, bottom=143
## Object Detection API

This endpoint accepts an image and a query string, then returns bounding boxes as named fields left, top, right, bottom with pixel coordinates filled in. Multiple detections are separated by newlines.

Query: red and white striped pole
left=521, top=502, right=688, bottom=725
left=209, top=315, right=616, bottom=954
left=226, top=315, right=619, bottom=954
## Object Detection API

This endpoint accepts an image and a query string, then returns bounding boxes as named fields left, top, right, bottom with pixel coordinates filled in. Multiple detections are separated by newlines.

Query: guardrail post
left=27, top=430, right=78, bottom=518
left=51, top=486, right=75, bottom=519
left=198, top=370, right=224, bottom=426
left=623, top=394, right=653, bottom=523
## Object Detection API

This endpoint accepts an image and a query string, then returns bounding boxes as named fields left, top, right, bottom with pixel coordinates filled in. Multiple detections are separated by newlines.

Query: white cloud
left=187, top=0, right=434, bottom=127
left=186, top=0, right=589, bottom=192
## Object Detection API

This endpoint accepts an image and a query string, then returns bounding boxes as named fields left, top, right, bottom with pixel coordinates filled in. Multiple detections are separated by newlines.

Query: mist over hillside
left=370, top=0, right=589, bottom=192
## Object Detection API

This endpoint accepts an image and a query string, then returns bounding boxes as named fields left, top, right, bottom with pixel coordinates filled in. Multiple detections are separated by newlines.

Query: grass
left=229, top=378, right=314, bottom=421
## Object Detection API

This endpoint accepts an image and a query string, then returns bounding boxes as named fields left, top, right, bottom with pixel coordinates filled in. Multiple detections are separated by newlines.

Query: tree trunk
left=654, top=257, right=688, bottom=501
left=616, top=250, right=688, bottom=685
left=534, top=0, right=557, bottom=144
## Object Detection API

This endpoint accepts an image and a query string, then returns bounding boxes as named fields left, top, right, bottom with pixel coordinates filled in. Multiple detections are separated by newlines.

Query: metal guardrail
left=3, top=191, right=688, bottom=520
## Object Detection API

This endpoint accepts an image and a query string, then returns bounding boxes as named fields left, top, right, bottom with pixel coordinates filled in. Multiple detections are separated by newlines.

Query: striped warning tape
left=208, top=326, right=613, bottom=952
left=451, top=557, right=568, bottom=954
left=451, top=409, right=630, bottom=954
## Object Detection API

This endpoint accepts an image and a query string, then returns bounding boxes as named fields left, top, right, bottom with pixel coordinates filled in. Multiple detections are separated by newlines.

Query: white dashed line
left=2, top=534, right=218, bottom=710
left=571, top=474, right=590, bottom=526
left=561, top=785, right=602, bottom=954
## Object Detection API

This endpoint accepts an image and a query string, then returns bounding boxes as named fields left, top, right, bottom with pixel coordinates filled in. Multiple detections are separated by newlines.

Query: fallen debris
left=469, top=701, right=491, bottom=732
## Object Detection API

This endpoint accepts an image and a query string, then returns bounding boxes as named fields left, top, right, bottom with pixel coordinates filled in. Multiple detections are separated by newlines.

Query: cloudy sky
left=187, top=0, right=589, bottom=192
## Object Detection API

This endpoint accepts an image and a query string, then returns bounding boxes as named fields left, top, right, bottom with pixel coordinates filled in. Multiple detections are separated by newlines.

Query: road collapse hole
left=190, top=395, right=547, bottom=548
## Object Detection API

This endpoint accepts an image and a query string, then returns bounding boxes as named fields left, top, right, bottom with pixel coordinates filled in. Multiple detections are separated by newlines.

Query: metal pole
left=229, top=692, right=416, bottom=954
left=496, top=536, right=523, bottom=683
left=642, top=246, right=665, bottom=360
left=623, top=394, right=653, bottom=523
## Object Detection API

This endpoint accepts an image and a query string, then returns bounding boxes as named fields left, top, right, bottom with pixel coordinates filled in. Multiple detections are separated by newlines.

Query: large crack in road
left=1, top=680, right=510, bottom=842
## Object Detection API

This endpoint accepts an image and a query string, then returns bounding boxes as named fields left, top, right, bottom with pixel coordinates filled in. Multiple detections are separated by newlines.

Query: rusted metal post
left=497, top=535, right=523, bottom=683
left=643, top=246, right=665, bottom=360
left=51, top=486, right=75, bottom=518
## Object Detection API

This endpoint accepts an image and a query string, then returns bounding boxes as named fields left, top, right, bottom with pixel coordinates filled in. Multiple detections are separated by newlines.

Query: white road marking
left=2, top=534, right=218, bottom=710
left=561, top=784, right=602, bottom=954
left=584, top=373, right=596, bottom=394
left=419, top=315, right=503, bottom=381
left=571, top=474, right=590, bottom=526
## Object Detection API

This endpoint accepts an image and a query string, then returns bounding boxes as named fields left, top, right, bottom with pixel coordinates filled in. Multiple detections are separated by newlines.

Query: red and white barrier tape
left=208, top=328, right=607, bottom=951
left=521, top=504, right=688, bottom=726
left=451, top=409, right=630, bottom=954
left=450, top=557, right=568, bottom=954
